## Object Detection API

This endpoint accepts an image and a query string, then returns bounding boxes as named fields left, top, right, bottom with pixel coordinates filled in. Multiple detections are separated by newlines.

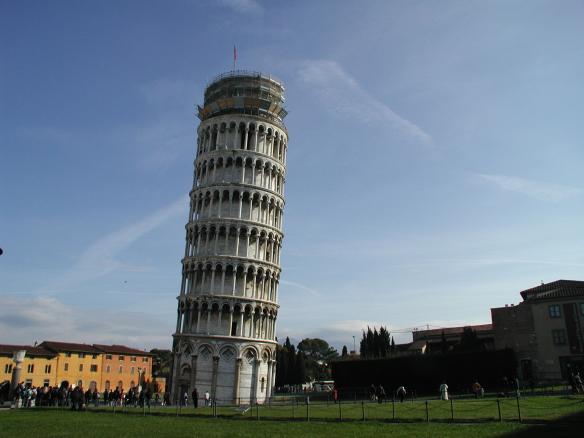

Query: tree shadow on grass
left=499, top=409, right=584, bottom=438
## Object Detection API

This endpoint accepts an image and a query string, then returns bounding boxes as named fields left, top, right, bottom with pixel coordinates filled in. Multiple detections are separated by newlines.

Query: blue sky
left=1, top=0, right=583, bottom=351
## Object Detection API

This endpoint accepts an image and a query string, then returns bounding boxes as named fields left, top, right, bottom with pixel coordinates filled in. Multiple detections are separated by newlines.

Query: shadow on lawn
left=499, top=409, right=584, bottom=438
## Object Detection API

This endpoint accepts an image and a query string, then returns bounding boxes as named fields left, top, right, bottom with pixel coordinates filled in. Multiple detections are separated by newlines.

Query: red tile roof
left=39, top=341, right=103, bottom=354
left=520, top=280, right=584, bottom=301
left=414, top=324, right=493, bottom=338
left=93, top=344, right=154, bottom=356
left=0, top=344, right=56, bottom=358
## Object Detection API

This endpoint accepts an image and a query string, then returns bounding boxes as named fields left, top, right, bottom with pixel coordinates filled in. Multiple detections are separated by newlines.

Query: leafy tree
left=458, top=327, right=483, bottom=352
left=297, top=338, right=338, bottom=381
left=341, top=345, right=348, bottom=357
left=150, top=349, right=172, bottom=378
left=295, top=352, right=307, bottom=384
left=440, top=330, right=449, bottom=354
left=359, top=326, right=391, bottom=359
left=297, top=338, right=339, bottom=362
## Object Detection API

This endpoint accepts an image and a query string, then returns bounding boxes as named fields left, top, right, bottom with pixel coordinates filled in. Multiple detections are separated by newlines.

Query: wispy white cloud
left=53, top=196, right=187, bottom=289
left=0, top=295, right=173, bottom=350
left=280, top=280, right=320, bottom=296
left=474, top=173, right=581, bottom=202
left=297, top=60, right=432, bottom=145
left=218, top=0, right=263, bottom=14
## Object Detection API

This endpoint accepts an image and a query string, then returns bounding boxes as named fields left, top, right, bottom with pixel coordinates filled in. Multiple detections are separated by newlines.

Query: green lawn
left=1, top=396, right=583, bottom=437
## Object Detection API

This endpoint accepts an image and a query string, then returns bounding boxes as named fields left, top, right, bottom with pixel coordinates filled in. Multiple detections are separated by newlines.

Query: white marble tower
left=171, top=71, right=288, bottom=405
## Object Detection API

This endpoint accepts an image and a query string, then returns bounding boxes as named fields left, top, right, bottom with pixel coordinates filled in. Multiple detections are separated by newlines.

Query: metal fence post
left=306, top=397, right=310, bottom=422
left=338, top=397, right=342, bottom=422
left=516, top=395, right=521, bottom=423
left=450, top=398, right=454, bottom=422
left=425, top=400, right=429, bottom=422
left=256, top=402, right=259, bottom=420
left=497, top=399, right=502, bottom=422
left=392, top=398, right=395, bottom=422
left=361, top=400, right=365, bottom=421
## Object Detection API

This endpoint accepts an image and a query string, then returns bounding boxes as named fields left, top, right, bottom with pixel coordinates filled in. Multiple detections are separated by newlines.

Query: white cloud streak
left=297, top=60, right=432, bottom=145
left=218, top=0, right=263, bottom=14
left=475, top=173, right=581, bottom=202
left=280, top=280, right=320, bottom=296
left=53, top=196, right=187, bottom=289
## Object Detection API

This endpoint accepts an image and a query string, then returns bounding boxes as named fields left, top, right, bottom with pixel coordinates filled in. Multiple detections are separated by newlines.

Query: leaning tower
left=171, top=71, right=288, bottom=405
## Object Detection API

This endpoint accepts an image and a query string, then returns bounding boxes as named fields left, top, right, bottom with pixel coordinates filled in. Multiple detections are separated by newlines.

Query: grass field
left=1, top=396, right=583, bottom=437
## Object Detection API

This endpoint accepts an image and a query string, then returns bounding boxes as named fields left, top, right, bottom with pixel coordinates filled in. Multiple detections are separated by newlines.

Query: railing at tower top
left=206, top=70, right=284, bottom=89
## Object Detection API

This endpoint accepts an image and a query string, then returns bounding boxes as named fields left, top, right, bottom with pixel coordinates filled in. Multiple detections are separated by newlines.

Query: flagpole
left=233, top=45, right=237, bottom=72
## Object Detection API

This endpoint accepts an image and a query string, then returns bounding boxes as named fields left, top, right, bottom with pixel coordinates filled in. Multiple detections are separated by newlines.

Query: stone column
left=172, top=352, right=181, bottom=404
left=228, top=309, right=234, bottom=335
left=196, top=308, right=201, bottom=333
left=190, top=354, right=198, bottom=392
left=232, top=269, right=237, bottom=295
left=270, top=360, right=276, bottom=398
left=266, top=360, right=273, bottom=400
left=235, top=228, right=240, bottom=256
left=9, top=350, right=26, bottom=401
left=233, top=358, right=242, bottom=405
left=175, top=309, right=181, bottom=333
left=211, top=356, right=220, bottom=401
left=243, top=125, right=249, bottom=150
left=206, top=309, right=211, bottom=334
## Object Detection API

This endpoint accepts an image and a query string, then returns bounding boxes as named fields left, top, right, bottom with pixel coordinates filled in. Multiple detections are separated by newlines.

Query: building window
left=4, top=364, right=13, bottom=374
left=106, top=354, right=112, bottom=360
left=90, top=365, right=98, bottom=372
left=580, top=303, right=584, bottom=316
left=119, top=356, right=125, bottom=361
left=142, top=357, right=148, bottom=362
left=25, top=379, right=32, bottom=386
left=131, top=367, right=135, bottom=375
left=552, top=329, right=567, bottom=345
left=43, top=379, right=50, bottom=387
left=131, top=356, right=137, bottom=362
left=27, top=364, right=34, bottom=373
left=119, top=366, right=123, bottom=373
left=64, top=363, right=69, bottom=371
left=78, top=353, right=86, bottom=358
left=92, top=354, right=98, bottom=359
left=79, top=364, right=84, bottom=372
left=45, top=365, right=51, bottom=373
left=106, top=365, right=111, bottom=373
left=549, top=305, right=561, bottom=318
left=65, top=353, right=71, bottom=357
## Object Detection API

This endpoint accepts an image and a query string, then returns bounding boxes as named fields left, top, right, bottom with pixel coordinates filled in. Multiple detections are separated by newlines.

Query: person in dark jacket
left=192, top=388, right=199, bottom=408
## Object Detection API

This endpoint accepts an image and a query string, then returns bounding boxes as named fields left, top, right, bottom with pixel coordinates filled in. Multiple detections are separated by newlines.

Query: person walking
left=183, top=391, right=189, bottom=407
left=472, top=381, right=482, bottom=398
left=439, top=381, right=449, bottom=401
left=204, top=390, right=210, bottom=407
left=192, top=388, right=199, bottom=408
left=377, top=385, right=386, bottom=404
left=396, top=386, right=406, bottom=403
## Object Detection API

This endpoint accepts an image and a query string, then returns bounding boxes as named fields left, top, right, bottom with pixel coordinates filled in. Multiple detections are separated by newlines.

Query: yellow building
left=0, top=341, right=154, bottom=391
left=0, top=344, right=58, bottom=388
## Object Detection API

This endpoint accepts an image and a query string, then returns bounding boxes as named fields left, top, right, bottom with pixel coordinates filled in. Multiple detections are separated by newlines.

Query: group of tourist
left=10, top=382, right=168, bottom=410
left=183, top=388, right=211, bottom=407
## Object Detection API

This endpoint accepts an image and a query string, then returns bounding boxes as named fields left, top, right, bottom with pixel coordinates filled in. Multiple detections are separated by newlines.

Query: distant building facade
left=491, top=280, right=584, bottom=381
left=412, top=324, right=495, bottom=353
left=0, top=341, right=153, bottom=391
